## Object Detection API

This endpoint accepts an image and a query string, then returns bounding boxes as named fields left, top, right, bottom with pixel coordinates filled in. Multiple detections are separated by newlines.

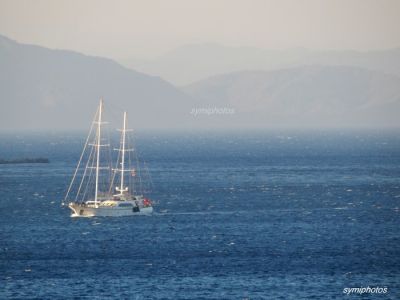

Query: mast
left=114, top=111, right=132, bottom=195
left=120, top=111, right=127, bottom=193
left=94, top=99, right=103, bottom=206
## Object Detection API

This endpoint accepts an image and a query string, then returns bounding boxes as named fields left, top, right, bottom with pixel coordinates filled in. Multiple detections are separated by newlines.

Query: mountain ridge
left=0, top=34, right=194, bottom=130
left=182, top=65, right=400, bottom=127
left=1, top=35, right=400, bottom=129
left=122, top=43, right=400, bottom=85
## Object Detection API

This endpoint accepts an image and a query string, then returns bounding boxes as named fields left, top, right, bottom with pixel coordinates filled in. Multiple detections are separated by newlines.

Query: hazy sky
left=1, top=0, right=400, bottom=59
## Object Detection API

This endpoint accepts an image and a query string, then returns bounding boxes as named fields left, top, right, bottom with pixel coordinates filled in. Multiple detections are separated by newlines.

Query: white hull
left=69, top=203, right=153, bottom=217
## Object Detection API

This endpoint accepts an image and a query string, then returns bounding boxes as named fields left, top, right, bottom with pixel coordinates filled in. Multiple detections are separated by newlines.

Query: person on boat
left=143, top=198, right=151, bottom=207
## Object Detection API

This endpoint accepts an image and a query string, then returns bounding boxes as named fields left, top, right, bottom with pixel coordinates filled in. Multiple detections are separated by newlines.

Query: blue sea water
left=1, top=130, right=400, bottom=299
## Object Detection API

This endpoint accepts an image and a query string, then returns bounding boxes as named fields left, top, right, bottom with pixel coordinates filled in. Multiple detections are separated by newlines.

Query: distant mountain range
left=183, top=66, right=400, bottom=127
left=1, top=35, right=400, bottom=129
left=122, top=43, right=400, bottom=85
left=0, top=35, right=193, bottom=130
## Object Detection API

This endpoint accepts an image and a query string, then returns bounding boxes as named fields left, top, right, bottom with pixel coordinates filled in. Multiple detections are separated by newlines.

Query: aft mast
left=94, top=99, right=103, bottom=206
left=115, top=111, right=133, bottom=196
left=120, top=111, right=127, bottom=193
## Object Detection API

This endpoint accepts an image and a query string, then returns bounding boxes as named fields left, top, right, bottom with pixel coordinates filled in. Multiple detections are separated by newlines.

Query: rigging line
left=109, top=125, right=123, bottom=195
left=81, top=139, right=97, bottom=202
left=104, top=100, right=126, bottom=121
left=127, top=132, right=134, bottom=194
left=144, top=160, right=154, bottom=193
left=131, top=137, right=136, bottom=193
left=75, top=138, right=95, bottom=202
left=82, top=142, right=96, bottom=201
left=133, top=133, right=144, bottom=195
left=81, top=153, right=95, bottom=202
left=109, top=150, right=120, bottom=195
left=137, top=156, right=143, bottom=194
left=104, top=115, right=112, bottom=195
left=64, top=106, right=98, bottom=203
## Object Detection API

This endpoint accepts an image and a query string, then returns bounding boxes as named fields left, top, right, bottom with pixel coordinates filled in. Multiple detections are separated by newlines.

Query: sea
left=0, top=129, right=399, bottom=299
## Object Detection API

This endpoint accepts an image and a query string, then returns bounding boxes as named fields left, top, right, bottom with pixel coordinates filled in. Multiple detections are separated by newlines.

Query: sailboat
left=64, top=100, right=154, bottom=217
